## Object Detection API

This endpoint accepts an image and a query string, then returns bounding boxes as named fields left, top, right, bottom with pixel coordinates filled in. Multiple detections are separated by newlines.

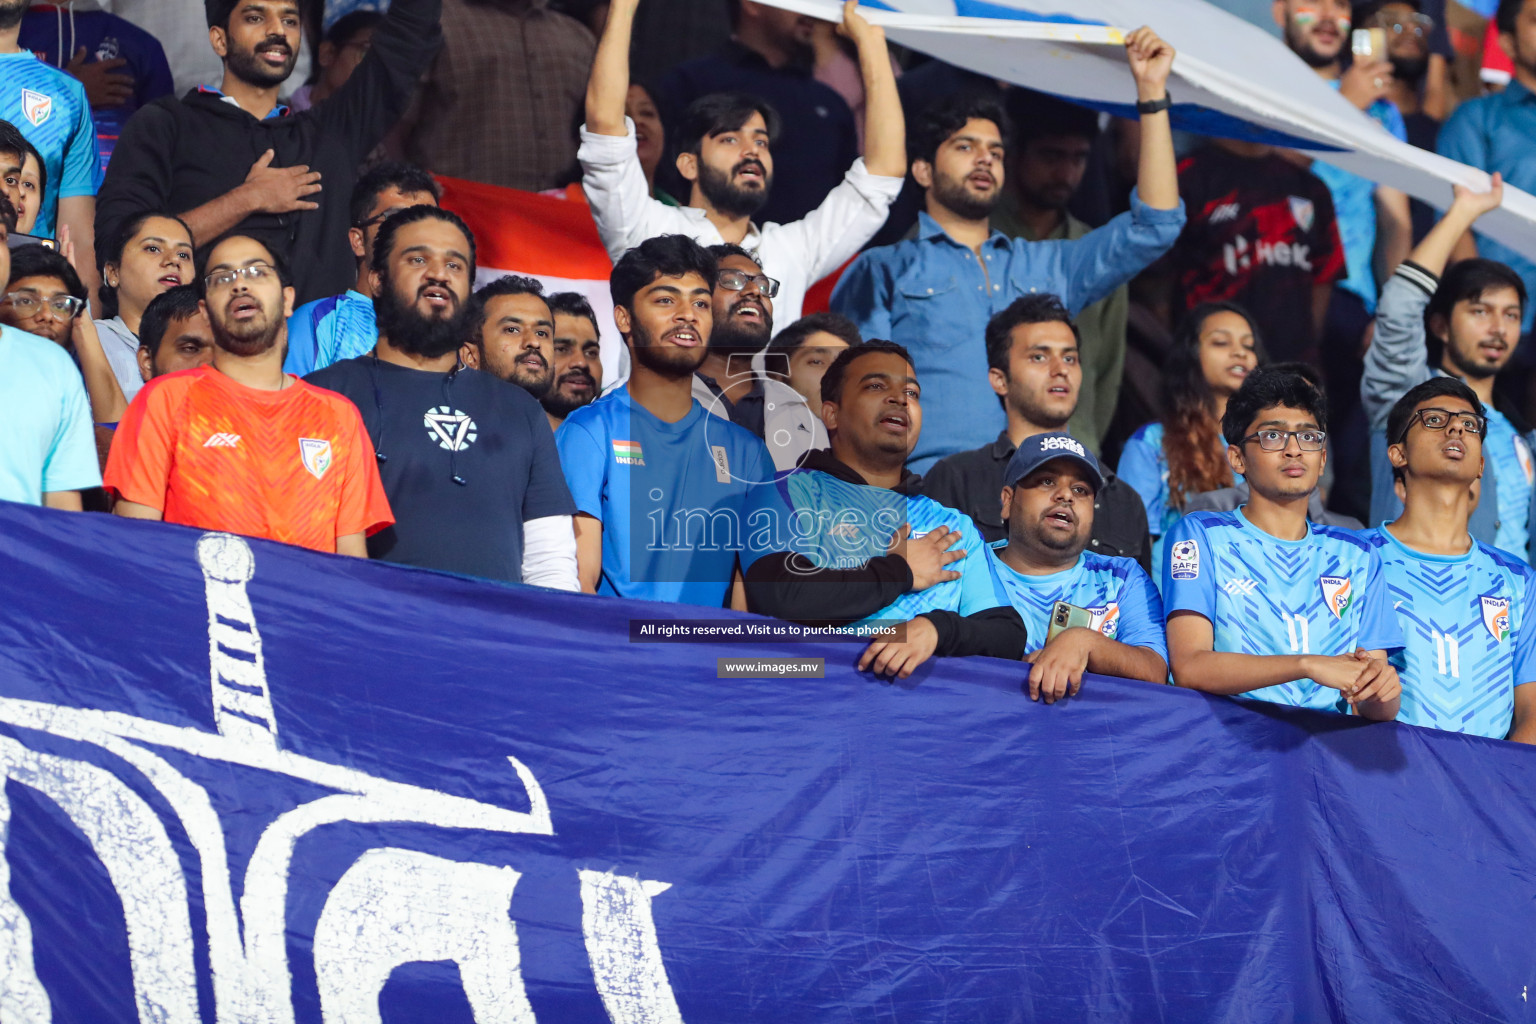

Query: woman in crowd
left=1117, top=302, right=1265, bottom=576
left=93, top=212, right=196, bottom=402
left=8, top=139, right=43, bottom=236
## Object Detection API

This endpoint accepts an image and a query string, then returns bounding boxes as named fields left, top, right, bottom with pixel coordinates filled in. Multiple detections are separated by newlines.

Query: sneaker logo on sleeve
left=203, top=433, right=241, bottom=448
left=1320, top=576, right=1353, bottom=619
left=299, top=438, right=333, bottom=481
left=613, top=440, right=644, bottom=466
left=1170, top=539, right=1199, bottom=580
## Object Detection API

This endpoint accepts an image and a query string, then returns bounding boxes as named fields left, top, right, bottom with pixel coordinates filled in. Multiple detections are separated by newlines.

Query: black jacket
left=95, top=0, right=441, bottom=305
left=922, top=431, right=1153, bottom=573
left=744, top=449, right=1027, bottom=660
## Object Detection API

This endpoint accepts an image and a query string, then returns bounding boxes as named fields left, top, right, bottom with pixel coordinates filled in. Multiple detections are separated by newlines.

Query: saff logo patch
left=21, top=88, right=52, bottom=127
left=1170, top=539, right=1199, bottom=581
left=1320, top=576, right=1353, bottom=619
left=1483, top=596, right=1511, bottom=643
left=299, top=438, right=333, bottom=480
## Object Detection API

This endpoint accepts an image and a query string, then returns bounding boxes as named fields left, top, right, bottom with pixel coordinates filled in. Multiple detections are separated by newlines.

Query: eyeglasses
left=717, top=269, right=781, bottom=298
left=1240, top=428, right=1328, bottom=452
left=1397, top=407, right=1486, bottom=443
left=204, top=263, right=277, bottom=291
left=1372, top=11, right=1434, bottom=37
left=2, top=291, right=84, bottom=320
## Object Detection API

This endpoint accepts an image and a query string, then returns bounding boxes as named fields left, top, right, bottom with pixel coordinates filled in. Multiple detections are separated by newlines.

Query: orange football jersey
left=105, top=366, right=392, bottom=553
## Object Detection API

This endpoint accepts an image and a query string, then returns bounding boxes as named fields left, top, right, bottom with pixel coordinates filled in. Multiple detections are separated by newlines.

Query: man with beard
left=1363, top=177, right=1536, bottom=561
left=970, top=434, right=1167, bottom=702
left=543, top=291, right=603, bottom=432
left=459, top=275, right=556, bottom=400
left=922, top=295, right=1150, bottom=569
left=306, top=207, right=577, bottom=589
left=105, top=233, right=392, bottom=555
left=692, top=243, right=825, bottom=470
left=555, top=233, right=791, bottom=606
left=0, top=0, right=101, bottom=308
left=832, top=27, right=1184, bottom=473
left=1164, top=367, right=1403, bottom=720
left=741, top=342, right=1027, bottom=680
left=95, top=0, right=442, bottom=306
left=581, top=0, right=904, bottom=328
left=1438, top=0, right=1536, bottom=335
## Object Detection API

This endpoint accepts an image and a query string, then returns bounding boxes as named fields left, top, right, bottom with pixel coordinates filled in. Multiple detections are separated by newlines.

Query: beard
left=931, top=169, right=999, bottom=221
left=224, top=34, right=298, bottom=88
left=1013, top=391, right=1072, bottom=430
left=630, top=319, right=707, bottom=379
left=375, top=277, right=467, bottom=359
left=697, top=157, right=771, bottom=219
left=1444, top=340, right=1502, bottom=380
left=709, top=299, right=773, bottom=358
left=509, top=357, right=554, bottom=399
left=1389, top=52, right=1429, bottom=83
left=1286, top=24, right=1339, bottom=68
left=0, top=0, right=25, bottom=30
left=211, top=301, right=282, bottom=358
left=541, top=368, right=598, bottom=418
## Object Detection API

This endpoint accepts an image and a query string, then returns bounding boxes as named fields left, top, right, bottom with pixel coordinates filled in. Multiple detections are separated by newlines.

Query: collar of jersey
left=1234, top=505, right=1316, bottom=545
left=1377, top=523, right=1475, bottom=565
left=616, top=383, right=705, bottom=433
left=197, top=85, right=290, bottom=120
left=984, top=543, right=1084, bottom=585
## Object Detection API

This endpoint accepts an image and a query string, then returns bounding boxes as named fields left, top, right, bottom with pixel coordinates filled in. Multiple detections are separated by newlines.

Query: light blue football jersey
left=970, top=544, right=1168, bottom=662
left=1484, top=408, right=1534, bottom=559
left=1162, top=509, right=1403, bottom=712
left=1365, top=526, right=1536, bottom=739
left=781, top=468, right=996, bottom=626
left=284, top=289, right=378, bottom=377
left=0, top=51, right=99, bottom=236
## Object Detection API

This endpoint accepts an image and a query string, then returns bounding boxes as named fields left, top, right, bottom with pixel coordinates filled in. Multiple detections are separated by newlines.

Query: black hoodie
left=744, top=449, right=1027, bottom=661
left=95, top=0, right=442, bottom=306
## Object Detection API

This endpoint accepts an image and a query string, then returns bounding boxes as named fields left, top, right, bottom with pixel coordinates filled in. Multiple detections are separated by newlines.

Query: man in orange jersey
left=104, top=234, right=392, bottom=555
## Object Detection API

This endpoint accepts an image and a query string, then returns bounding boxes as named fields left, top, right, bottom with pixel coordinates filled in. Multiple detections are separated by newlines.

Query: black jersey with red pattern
left=1166, top=146, right=1345, bottom=362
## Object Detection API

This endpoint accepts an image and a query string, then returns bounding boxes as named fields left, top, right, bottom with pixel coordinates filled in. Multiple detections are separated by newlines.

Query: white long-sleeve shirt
left=577, top=118, right=903, bottom=326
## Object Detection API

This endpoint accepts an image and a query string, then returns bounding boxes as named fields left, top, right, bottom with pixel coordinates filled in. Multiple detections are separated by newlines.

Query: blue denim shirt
left=831, top=189, right=1185, bottom=472
left=1437, top=79, right=1536, bottom=332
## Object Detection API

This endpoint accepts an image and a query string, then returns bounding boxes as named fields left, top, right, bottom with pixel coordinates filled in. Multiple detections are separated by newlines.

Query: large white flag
left=764, top=0, right=1536, bottom=263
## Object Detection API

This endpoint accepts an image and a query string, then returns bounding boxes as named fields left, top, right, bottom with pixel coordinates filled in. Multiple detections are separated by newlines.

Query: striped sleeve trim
left=1395, top=260, right=1440, bottom=297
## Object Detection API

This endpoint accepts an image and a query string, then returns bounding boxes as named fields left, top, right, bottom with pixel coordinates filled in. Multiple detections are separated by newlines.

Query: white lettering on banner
left=315, top=849, right=537, bottom=1023
left=0, top=532, right=688, bottom=1023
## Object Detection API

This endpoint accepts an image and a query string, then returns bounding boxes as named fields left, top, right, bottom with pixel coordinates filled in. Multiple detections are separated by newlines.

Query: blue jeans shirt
left=831, top=190, right=1184, bottom=472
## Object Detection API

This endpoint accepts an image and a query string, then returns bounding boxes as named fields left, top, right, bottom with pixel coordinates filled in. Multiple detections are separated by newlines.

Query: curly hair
left=1160, top=302, right=1267, bottom=508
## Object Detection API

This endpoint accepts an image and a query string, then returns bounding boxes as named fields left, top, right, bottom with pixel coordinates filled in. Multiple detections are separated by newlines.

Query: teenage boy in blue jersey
left=968, top=433, right=1166, bottom=703
left=1362, top=176, right=1534, bottom=560
left=1366, top=377, right=1536, bottom=742
left=556, top=234, right=790, bottom=607
left=1165, top=367, right=1404, bottom=720
left=744, top=341, right=1026, bottom=679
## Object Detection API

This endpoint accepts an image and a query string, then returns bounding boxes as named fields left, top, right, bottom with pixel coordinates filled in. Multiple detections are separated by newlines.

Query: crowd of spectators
left=4, top=0, right=1536, bottom=744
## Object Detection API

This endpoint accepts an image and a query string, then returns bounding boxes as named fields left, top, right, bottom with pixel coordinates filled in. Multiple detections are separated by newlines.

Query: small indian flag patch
left=613, top=440, right=644, bottom=466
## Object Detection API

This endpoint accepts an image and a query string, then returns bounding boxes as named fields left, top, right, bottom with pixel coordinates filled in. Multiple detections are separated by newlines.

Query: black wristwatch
left=1136, top=93, right=1172, bottom=115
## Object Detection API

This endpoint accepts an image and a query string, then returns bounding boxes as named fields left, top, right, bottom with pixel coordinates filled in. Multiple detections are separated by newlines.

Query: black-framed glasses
left=717, top=268, right=781, bottom=298
left=2, top=291, right=84, bottom=320
left=1372, top=11, right=1434, bottom=37
left=1397, top=407, right=1486, bottom=443
left=1240, top=428, right=1328, bottom=452
left=204, top=263, right=276, bottom=291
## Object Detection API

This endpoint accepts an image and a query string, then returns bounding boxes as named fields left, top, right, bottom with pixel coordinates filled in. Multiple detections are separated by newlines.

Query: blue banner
left=0, top=500, right=1533, bottom=1022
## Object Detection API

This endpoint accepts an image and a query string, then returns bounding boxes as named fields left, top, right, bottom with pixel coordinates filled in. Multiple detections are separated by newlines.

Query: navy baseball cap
left=1003, top=432, right=1104, bottom=491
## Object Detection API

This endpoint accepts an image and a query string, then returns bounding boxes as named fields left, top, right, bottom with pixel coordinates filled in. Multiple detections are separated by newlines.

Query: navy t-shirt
left=307, top=358, right=575, bottom=584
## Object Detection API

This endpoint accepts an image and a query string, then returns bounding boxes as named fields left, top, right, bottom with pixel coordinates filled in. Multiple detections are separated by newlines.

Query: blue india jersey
left=779, top=468, right=995, bottom=626
left=0, top=51, right=99, bottom=236
left=1484, top=408, right=1533, bottom=559
left=971, top=544, right=1168, bottom=662
left=556, top=385, right=790, bottom=607
left=284, top=290, right=378, bottom=377
left=1365, top=526, right=1536, bottom=739
left=1162, top=509, right=1403, bottom=712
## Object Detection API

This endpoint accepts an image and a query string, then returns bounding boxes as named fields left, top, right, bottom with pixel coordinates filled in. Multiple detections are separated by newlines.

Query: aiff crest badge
left=299, top=437, right=333, bottom=480
left=1320, top=576, right=1352, bottom=619
left=1482, top=595, right=1511, bottom=643
left=21, top=88, right=52, bottom=127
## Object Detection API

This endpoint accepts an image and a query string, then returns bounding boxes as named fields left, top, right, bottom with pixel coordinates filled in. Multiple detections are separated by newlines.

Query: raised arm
left=840, top=2, right=904, bottom=179
left=586, top=0, right=638, bottom=137
left=1125, top=27, right=1178, bottom=211
left=1410, top=174, right=1503, bottom=277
